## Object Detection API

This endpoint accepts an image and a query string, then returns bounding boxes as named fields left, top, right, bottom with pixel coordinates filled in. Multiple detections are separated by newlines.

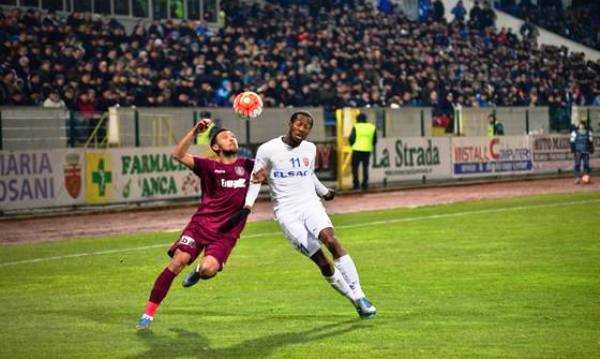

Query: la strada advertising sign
left=370, top=137, right=452, bottom=182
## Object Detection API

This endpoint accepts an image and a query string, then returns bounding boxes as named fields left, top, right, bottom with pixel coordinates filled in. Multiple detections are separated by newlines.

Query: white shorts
left=276, top=203, right=333, bottom=257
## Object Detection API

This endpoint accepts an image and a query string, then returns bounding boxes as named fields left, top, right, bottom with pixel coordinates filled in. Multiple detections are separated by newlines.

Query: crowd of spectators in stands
left=0, top=0, right=598, bottom=127
left=497, top=0, right=600, bottom=50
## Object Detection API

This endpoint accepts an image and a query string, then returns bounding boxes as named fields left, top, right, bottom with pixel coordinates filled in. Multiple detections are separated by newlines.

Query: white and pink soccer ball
left=233, top=91, right=263, bottom=119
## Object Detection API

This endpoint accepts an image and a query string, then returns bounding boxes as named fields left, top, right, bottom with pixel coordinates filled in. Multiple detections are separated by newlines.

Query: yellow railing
left=84, top=112, right=109, bottom=148
left=150, top=114, right=175, bottom=146
left=336, top=108, right=360, bottom=190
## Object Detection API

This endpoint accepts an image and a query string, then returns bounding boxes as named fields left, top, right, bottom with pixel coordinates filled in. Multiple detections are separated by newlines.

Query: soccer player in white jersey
left=216, top=111, right=376, bottom=318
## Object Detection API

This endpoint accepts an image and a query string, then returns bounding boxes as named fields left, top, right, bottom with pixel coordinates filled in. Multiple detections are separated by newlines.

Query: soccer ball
left=581, top=174, right=591, bottom=184
left=233, top=91, right=263, bottom=119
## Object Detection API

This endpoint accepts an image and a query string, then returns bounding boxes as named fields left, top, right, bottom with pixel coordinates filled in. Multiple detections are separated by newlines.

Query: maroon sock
left=148, top=268, right=177, bottom=309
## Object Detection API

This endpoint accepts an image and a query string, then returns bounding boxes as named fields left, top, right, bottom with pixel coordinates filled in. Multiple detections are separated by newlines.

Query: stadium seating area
left=497, top=0, right=600, bottom=51
left=0, top=1, right=598, bottom=113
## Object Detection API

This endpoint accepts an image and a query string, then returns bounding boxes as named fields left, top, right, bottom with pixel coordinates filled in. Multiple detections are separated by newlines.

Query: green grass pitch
left=1, top=191, right=599, bottom=358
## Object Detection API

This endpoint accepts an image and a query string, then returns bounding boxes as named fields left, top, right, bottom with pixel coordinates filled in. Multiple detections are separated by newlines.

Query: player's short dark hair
left=290, top=111, right=314, bottom=127
left=210, top=128, right=229, bottom=148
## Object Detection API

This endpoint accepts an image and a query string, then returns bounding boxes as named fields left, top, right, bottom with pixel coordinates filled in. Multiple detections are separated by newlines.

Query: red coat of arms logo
left=303, top=157, right=310, bottom=167
left=64, top=153, right=81, bottom=199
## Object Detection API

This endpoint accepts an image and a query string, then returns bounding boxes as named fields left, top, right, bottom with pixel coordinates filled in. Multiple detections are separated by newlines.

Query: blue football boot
left=355, top=297, right=377, bottom=319
left=136, top=314, right=153, bottom=330
left=182, top=270, right=201, bottom=288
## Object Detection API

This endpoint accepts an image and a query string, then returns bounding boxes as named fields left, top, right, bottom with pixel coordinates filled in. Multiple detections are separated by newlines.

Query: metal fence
left=0, top=107, right=110, bottom=150
left=0, top=108, right=68, bottom=150
left=2, top=106, right=598, bottom=151
left=456, top=107, right=552, bottom=136
left=109, top=107, right=328, bottom=148
left=572, top=106, right=600, bottom=130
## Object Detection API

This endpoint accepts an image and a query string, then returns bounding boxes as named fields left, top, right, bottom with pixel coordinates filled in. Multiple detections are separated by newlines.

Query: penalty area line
left=1, top=197, right=598, bottom=268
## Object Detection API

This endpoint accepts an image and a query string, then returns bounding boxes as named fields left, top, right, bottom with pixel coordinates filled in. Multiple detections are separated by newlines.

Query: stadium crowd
left=497, top=0, right=600, bottom=51
left=0, top=1, right=598, bottom=119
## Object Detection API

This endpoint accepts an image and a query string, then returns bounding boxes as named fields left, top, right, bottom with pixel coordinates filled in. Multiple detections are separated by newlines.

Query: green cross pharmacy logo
left=92, top=158, right=112, bottom=197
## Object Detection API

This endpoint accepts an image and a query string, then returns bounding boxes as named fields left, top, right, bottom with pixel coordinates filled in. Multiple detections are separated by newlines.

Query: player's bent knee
left=168, top=260, right=186, bottom=274
left=318, top=228, right=336, bottom=243
left=321, top=234, right=339, bottom=249
left=198, top=256, right=219, bottom=279
left=168, top=250, right=191, bottom=274
left=319, top=234, right=347, bottom=258
left=199, top=264, right=218, bottom=279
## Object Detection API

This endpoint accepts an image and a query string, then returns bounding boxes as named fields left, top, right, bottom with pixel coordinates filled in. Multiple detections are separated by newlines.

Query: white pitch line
left=0, top=244, right=166, bottom=267
left=334, top=198, right=600, bottom=229
left=1, top=198, right=598, bottom=268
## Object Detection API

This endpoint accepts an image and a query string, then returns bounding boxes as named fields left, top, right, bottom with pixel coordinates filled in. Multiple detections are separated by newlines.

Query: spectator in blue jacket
left=570, top=121, right=594, bottom=184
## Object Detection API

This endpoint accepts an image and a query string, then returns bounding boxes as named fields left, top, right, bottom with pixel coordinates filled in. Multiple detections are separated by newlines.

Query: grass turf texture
left=1, top=191, right=599, bottom=358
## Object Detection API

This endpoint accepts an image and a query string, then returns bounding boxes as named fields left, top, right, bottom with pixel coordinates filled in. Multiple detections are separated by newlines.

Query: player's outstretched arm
left=217, top=170, right=262, bottom=233
left=244, top=173, right=263, bottom=209
left=218, top=207, right=251, bottom=233
left=245, top=145, right=269, bottom=210
left=218, top=150, right=268, bottom=233
left=313, top=173, right=335, bottom=201
left=172, top=119, right=212, bottom=170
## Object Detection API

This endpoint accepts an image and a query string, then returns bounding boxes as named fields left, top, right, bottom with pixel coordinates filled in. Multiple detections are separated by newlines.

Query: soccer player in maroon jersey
left=136, top=118, right=257, bottom=330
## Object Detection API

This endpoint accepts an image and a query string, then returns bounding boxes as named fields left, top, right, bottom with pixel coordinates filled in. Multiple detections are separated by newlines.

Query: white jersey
left=254, top=137, right=325, bottom=213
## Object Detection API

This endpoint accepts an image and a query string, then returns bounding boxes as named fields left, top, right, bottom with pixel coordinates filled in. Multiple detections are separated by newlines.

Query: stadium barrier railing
left=5, top=105, right=593, bottom=151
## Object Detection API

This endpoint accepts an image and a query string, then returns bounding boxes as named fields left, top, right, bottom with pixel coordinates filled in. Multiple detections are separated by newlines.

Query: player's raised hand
left=194, top=118, right=213, bottom=135
left=322, top=189, right=335, bottom=201
left=252, top=168, right=268, bottom=184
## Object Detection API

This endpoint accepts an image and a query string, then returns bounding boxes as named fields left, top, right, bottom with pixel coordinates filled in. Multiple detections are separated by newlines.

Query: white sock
left=335, top=254, right=366, bottom=300
left=325, top=268, right=356, bottom=302
left=195, top=263, right=201, bottom=272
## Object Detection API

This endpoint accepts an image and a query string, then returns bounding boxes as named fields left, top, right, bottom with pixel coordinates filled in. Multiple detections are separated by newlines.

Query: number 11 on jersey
left=290, top=157, right=301, bottom=168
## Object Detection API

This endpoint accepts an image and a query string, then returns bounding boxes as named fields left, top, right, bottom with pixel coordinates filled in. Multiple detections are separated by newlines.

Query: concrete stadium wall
left=0, top=107, right=326, bottom=150
left=0, top=107, right=70, bottom=150
left=387, top=108, right=432, bottom=137
left=458, top=107, right=549, bottom=136
left=113, top=107, right=326, bottom=146
left=3, top=106, right=597, bottom=151
left=571, top=106, right=600, bottom=128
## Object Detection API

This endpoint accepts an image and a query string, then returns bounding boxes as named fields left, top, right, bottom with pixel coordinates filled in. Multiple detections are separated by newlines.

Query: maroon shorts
left=167, top=226, right=238, bottom=270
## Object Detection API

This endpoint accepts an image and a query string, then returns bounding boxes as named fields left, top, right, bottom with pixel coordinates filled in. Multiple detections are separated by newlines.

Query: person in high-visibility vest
left=349, top=113, right=377, bottom=190
left=196, top=120, right=215, bottom=145
left=487, top=113, right=504, bottom=136
left=218, top=9, right=226, bottom=28
left=196, top=116, right=220, bottom=158
left=487, top=120, right=495, bottom=137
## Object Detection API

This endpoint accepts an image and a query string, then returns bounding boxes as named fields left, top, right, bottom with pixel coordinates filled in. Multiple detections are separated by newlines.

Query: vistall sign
left=452, top=136, right=533, bottom=177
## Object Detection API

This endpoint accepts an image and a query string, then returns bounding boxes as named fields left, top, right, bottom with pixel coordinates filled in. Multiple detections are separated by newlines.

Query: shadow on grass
left=132, top=319, right=371, bottom=358
left=163, top=308, right=360, bottom=321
